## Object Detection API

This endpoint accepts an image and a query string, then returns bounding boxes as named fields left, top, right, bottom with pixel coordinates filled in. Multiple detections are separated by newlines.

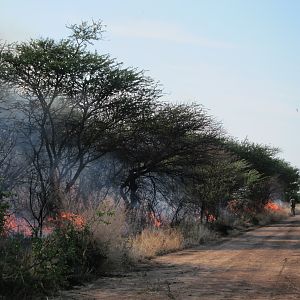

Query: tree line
left=0, top=21, right=299, bottom=234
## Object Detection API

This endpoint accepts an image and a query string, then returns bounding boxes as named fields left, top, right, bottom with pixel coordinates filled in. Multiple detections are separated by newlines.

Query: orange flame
left=149, top=212, right=162, bottom=228
left=59, top=212, right=85, bottom=228
left=264, top=201, right=281, bottom=211
left=48, top=211, right=85, bottom=229
left=207, top=214, right=216, bottom=223
left=4, top=214, right=32, bottom=236
left=3, top=211, right=85, bottom=237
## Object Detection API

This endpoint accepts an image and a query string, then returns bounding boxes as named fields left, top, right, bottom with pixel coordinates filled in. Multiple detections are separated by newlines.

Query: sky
left=1, top=0, right=300, bottom=167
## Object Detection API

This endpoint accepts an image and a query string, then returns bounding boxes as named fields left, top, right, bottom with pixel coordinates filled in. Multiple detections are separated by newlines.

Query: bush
left=179, top=221, right=216, bottom=246
left=0, top=236, right=34, bottom=298
left=0, top=201, right=9, bottom=236
left=32, top=223, right=103, bottom=288
left=0, top=218, right=104, bottom=298
left=254, top=209, right=288, bottom=226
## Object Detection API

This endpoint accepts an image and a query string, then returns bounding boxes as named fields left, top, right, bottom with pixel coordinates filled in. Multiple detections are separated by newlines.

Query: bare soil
left=60, top=215, right=300, bottom=299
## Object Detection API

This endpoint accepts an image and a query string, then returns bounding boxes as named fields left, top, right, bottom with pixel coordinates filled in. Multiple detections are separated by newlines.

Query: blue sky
left=1, top=0, right=300, bottom=167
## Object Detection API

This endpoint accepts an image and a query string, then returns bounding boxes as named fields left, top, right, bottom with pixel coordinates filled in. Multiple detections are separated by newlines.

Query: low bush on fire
left=0, top=204, right=105, bottom=298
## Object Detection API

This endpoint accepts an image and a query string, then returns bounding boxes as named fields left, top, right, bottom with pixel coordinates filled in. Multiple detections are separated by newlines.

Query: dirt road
left=62, top=215, right=300, bottom=299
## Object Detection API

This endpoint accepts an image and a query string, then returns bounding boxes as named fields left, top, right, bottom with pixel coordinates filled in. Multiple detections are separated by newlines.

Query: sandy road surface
left=61, top=215, right=300, bottom=299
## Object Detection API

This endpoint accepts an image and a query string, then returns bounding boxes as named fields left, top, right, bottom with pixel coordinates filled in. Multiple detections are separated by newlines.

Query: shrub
left=179, top=221, right=216, bottom=246
left=0, top=201, right=9, bottom=236
left=0, top=218, right=104, bottom=298
left=0, top=236, right=33, bottom=298
left=32, top=222, right=102, bottom=288
left=254, top=209, right=288, bottom=226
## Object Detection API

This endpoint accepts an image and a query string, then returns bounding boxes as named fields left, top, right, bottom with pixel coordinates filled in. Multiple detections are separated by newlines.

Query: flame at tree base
left=3, top=214, right=32, bottom=237
left=3, top=211, right=85, bottom=237
left=264, top=201, right=282, bottom=212
left=48, top=212, right=85, bottom=229
left=148, top=212, right=162, bottom=228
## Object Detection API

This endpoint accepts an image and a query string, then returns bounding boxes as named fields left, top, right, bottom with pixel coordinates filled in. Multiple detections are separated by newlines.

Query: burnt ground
left=59, top=214, right=300, bottom=300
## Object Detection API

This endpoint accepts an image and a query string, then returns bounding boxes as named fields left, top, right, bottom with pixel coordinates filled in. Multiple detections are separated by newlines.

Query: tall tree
left=0, top=21, right=160, bottom=214
left=225, top=139, right=300, bottom=201
left=116, top=103, right=222, bottom=208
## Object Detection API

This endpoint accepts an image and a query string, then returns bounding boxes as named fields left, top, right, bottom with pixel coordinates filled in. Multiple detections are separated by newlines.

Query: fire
left=207, top=214, right=216, bottom=223
left=3, top=214, right=32, bottom=236
left=149, top=212, right=162, bottom=228
left=48, top=211, right=85, bottom=229
left=59, top=212, right=85, bottom=228
left=3, top=211, right=85, bottom=237
left=264, top=201, right=281, bottom=211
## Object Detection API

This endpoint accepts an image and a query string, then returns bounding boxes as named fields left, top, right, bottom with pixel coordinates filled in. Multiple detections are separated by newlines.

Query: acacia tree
left=0, top=21, right=160, bottom=217
left=116, top=103, right=222, bottom=209
left=0, top=85, right=26, bottom=197
left=186, top=157, right=261, bottom=222
left=225, top=139, right=300, bottom=203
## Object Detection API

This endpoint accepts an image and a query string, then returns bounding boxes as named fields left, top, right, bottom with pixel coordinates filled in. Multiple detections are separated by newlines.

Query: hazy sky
left=1, top=0, right=300, bottom=167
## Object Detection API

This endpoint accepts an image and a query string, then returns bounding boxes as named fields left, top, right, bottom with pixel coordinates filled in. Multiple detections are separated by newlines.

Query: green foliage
left=0, top=201, right=9, bottom=235
left=67, top=20, right=105, bottom=45
left=225, top=139, right=300, bottom=202
left=0, top=237, right=33, bottom=298
left=0, top=220, right=104, bottom=298
left=31, top=223, right=101, bottom=288
left=0, top=181, right=10, bottom=236
left=187, top=157, right=261, bottom=219
left=0, top=20, right=160, bottom=213
left=225, top=139, right=280, bottom=175
left=118, top=103, right=222, bottom=208
left=96, top=209, right=115, bottom=225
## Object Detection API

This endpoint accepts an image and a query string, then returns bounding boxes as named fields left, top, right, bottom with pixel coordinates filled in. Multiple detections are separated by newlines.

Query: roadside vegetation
left=0, top=21, right=298, bottom=298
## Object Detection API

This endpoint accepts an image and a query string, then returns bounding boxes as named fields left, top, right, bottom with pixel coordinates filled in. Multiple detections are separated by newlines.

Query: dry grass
left=254, top=207, right=289, bottom=226
left=129, top=228, right=184, bottom=260
left=62, top=195, right=291, bottom=272
left=128, top=221, right=216, bottom=261
left=82, top=198, right=130, bottom=270
left=77, top=199, right=185, bottom=267
left=83, top=200, right=216, bottom=264
left=179, top=221, right=217, bottom=246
